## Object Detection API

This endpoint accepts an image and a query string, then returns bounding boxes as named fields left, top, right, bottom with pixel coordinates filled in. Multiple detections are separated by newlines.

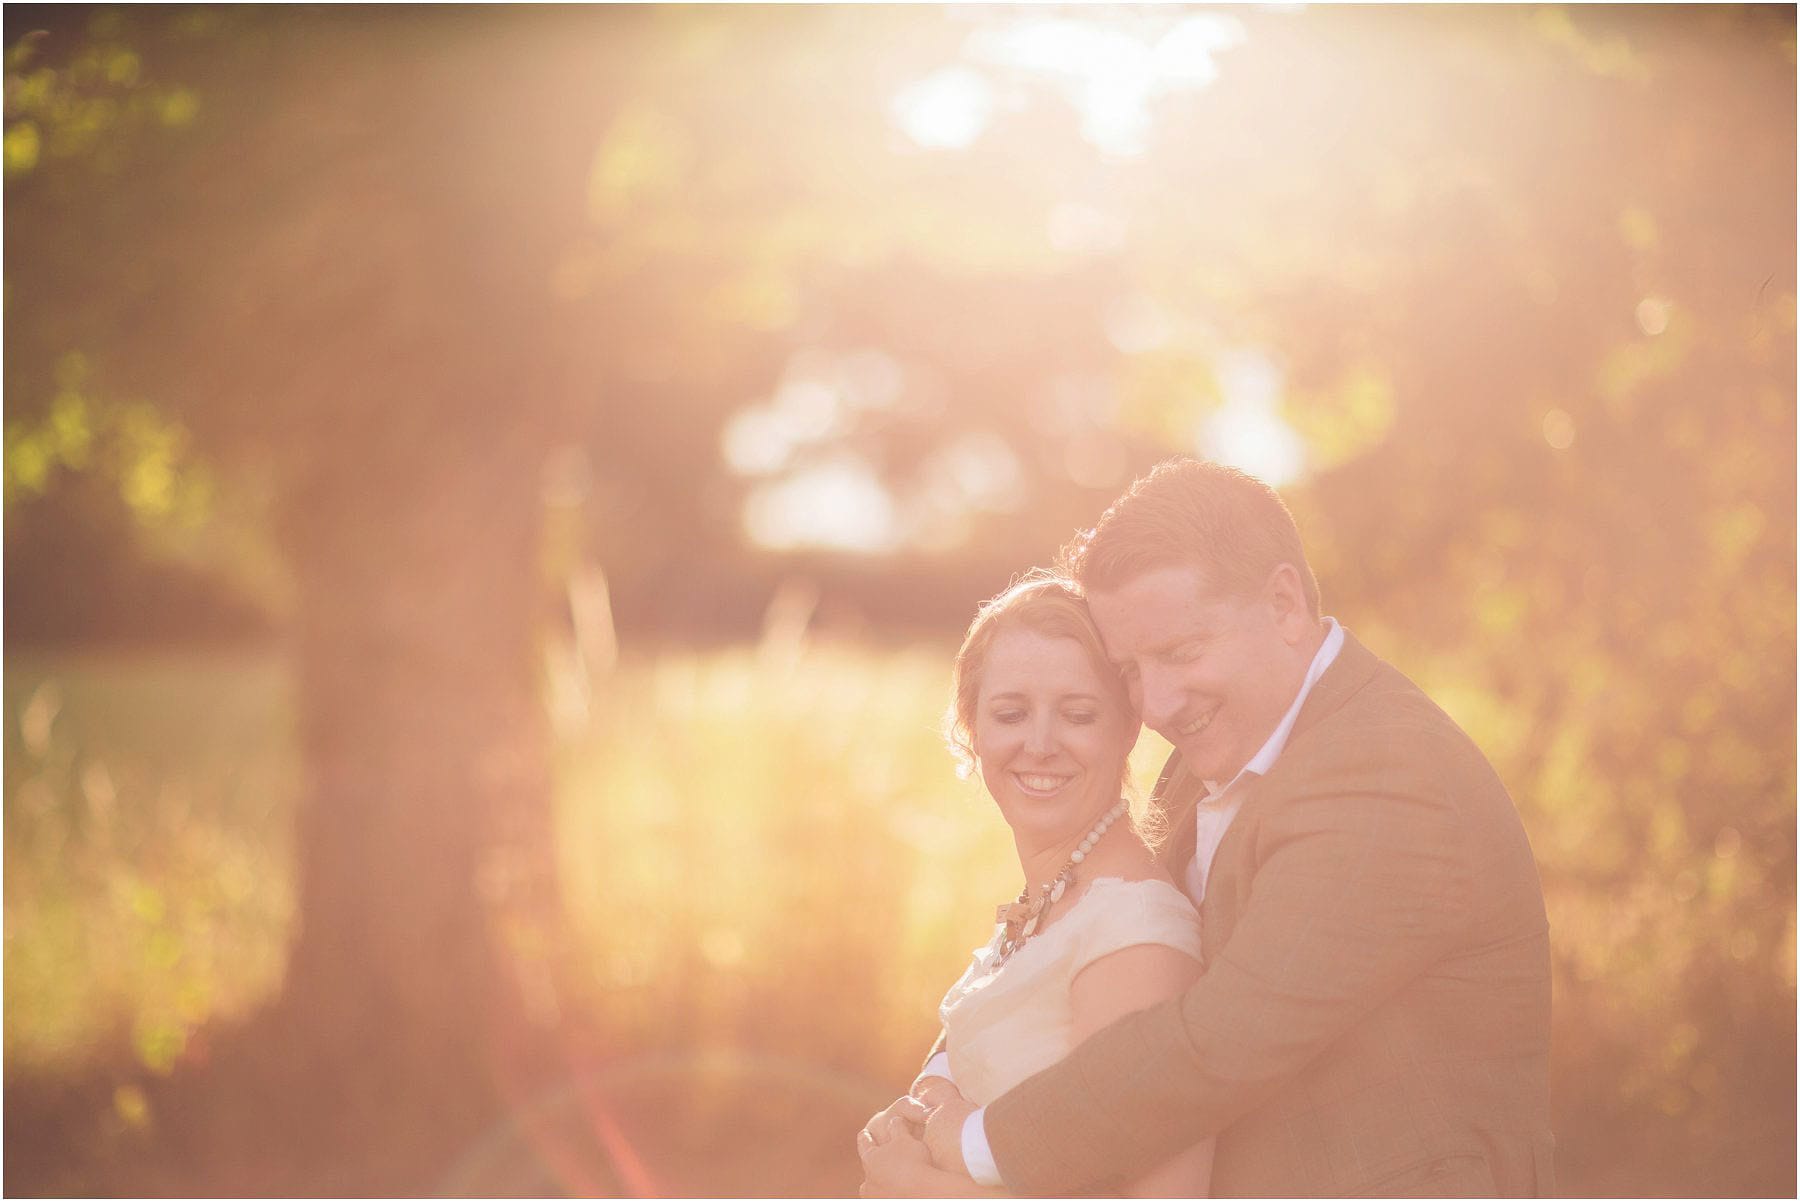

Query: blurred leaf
left=3, top=117, right=39, bottom=174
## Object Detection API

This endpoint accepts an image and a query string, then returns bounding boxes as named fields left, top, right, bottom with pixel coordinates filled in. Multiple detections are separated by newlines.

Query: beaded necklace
left=992, top=799, right=1128, bottom=966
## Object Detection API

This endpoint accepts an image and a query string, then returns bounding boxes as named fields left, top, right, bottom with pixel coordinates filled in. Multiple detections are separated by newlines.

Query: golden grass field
left=5, top=640, right=1794, bottom=1195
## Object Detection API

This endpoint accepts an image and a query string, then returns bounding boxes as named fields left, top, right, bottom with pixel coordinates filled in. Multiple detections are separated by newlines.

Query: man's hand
left=921, top=1095, right=977, bottom=1176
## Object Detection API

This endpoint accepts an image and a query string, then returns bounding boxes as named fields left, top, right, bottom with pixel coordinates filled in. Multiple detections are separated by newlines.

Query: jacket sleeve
left=983, top=731, right=1473, bottom=1194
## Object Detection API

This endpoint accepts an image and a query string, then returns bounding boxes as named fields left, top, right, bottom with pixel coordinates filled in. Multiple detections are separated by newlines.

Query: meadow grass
left=5, top=642, right=1791, bottom=1195
left=553, top=640, right=1174, bottom=1080
left=3, top=642, right=1173, bottom=1093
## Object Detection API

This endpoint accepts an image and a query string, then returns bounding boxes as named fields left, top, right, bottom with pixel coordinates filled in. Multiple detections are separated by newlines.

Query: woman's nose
left=1024, top=714, right=1057, bottom=756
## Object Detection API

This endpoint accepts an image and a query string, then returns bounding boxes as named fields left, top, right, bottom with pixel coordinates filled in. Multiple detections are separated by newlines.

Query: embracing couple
left=857, top=459, right=1555, bottom=1197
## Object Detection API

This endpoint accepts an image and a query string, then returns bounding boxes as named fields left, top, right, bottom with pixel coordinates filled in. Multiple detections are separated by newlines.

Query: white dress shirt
left=960, top=617, right=1345, bottom=1186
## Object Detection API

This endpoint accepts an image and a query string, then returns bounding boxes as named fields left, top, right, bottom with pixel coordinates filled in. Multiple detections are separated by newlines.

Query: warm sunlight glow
left=1203, top=399, right=1305, bottom=488
left=9, top=7, right=1792, bottom=1195
left=1103, top=293, right=1172, bottom=354
left=1046, top=202, right=1129, bottom=255
left=891, top=66, right=994, bottom=150
left=744, top=457, right=899, bottom=553
left=722, top=379, right=843, bottom=477
left=1635, top=296, right=1671, bottom=336
left=1198, top=352, right=1305, bottom=487
left=964, top=13, right=1247, bottom=155
left=920, top=432, right=1025, bottom=519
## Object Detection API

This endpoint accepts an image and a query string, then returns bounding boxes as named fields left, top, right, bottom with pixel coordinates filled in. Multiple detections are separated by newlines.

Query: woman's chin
left=997, top=790, right=1114, bottom=844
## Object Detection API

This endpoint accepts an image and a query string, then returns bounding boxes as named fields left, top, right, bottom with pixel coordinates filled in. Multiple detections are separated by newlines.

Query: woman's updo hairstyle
left=943, top=570, right=1136, bottom=782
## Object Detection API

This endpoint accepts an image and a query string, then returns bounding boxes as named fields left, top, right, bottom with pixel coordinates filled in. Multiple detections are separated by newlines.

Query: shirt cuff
left=962, top=1107, right=1003, bottom=1187
left=918, top=1051, right=955, bottom=1085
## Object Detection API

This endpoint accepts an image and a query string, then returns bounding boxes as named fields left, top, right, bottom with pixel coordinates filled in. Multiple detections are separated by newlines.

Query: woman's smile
left=1012, top=770, right=1076, bottom=798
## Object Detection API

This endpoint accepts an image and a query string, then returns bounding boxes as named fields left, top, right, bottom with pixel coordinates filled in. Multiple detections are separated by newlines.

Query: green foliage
left=3, top=654, right=298, bottom=1078
left=5, top=353, right=204, bottom=521
left=2, top=10, right=198, bottom=182
left=1, top=351, right=290, bottom=626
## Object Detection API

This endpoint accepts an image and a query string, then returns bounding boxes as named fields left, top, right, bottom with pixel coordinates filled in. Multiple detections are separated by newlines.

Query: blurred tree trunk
left=224, top=29, right=601, bottom=1182
left=65, top=16, right=611, bottom=1187
left=1, top=5, right=675, bottom=1184
left=266, top=410, right=560, bottom=1187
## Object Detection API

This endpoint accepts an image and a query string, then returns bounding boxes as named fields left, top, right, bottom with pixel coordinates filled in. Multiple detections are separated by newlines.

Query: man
left=860, top=458, right=1554, bottom=1196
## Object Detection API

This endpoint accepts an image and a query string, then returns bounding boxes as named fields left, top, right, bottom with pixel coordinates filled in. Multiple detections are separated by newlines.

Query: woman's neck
left=1013, top=801, right=1124, bottom=892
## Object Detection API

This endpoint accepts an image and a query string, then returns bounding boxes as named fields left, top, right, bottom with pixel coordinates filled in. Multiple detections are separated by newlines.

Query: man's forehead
left=1088, top=572, right=1233, bottom=656
left=1087, top=563, right=1232, bottom=616
left=1087, top=560, right=1224, bottom=600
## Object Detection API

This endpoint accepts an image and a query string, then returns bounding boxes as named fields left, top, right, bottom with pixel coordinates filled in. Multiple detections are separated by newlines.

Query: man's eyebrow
left=1115, top=632, right=1201, bottom=664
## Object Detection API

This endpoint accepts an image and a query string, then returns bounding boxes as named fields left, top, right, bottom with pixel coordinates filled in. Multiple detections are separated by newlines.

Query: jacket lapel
left=1286, top=627, right=1382, bottom=744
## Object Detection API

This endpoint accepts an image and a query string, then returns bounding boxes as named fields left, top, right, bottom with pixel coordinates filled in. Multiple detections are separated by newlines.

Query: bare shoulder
left=1087, top=824, right=1179, bottom=888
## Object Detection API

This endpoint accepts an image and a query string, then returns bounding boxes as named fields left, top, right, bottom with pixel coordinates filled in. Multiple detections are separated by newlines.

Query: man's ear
left=1264, top=562, right=1312, bottom=642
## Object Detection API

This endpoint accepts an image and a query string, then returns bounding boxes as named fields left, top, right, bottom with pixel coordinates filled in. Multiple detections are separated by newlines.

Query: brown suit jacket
left=983, top=631, right=1555, bottom=1196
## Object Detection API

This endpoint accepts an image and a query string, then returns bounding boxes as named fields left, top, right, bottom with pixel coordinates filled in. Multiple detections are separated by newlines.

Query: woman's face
left=972, top=627, right=1136, bottom=845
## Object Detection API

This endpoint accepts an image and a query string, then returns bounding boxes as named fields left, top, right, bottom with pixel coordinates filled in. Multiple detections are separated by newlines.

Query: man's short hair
left=1058, top=458, right=1322, bottom=618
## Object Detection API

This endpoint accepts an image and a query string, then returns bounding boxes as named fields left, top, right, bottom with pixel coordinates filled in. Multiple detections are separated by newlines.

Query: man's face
left=1086, top=563, right=1318, bottom=783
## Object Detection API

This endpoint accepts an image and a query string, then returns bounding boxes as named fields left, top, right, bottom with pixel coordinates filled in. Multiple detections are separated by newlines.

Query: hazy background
left=4, top=4, right=1794, bottom=1196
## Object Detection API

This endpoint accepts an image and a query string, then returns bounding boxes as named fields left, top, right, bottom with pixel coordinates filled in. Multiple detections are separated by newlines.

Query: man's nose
left=1138, top=665, right=1184, bottom=730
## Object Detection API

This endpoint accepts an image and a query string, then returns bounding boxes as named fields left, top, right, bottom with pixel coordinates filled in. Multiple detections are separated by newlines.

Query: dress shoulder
left=1064, top=876, right=1203, bottom=978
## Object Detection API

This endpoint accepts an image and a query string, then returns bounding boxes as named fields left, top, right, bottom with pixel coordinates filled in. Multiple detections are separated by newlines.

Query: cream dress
left=937, top=876, right=1204, bottom=1105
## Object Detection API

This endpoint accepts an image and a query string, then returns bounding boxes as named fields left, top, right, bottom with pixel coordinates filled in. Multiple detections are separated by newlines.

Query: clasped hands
left=856, top=1075, right=981, bottom=1198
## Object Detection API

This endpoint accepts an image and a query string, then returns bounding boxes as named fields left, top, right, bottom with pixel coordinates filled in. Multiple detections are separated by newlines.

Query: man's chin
left=1173, top=743, right=1238, bottom=784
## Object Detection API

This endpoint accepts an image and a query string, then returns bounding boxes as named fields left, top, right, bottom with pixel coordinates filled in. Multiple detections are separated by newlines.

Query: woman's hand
left=859, top=1117, right=1002, bottom=1198
left=860, top=1094, right=930, bottom=1147
left=857, top=1121, right=940, bottom=1197
left=909, top=1073, right=965, bottom=1111
left=863, top=1088, right=975, bottom=1177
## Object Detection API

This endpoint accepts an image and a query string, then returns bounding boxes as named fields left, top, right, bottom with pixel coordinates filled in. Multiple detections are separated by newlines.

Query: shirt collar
left=1201, top=616, right=1345, bottom=798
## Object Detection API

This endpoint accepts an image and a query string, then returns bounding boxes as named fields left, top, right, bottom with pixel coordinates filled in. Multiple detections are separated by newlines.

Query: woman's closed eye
left=992, top=708, right=1028, bottom=724
left=1063, top=709, right=1099, bottom=725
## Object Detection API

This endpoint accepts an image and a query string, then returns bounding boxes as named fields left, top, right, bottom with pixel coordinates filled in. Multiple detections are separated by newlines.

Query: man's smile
left=1176, top=706, right=1220, bottom=738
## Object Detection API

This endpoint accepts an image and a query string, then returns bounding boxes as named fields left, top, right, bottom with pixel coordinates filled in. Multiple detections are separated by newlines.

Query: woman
left=857, top=574, right=1213, bottom=1197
